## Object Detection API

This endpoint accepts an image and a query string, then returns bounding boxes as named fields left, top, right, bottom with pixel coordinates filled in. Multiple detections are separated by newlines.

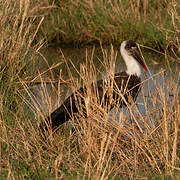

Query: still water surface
left=31, top=46, right=179, bottom=130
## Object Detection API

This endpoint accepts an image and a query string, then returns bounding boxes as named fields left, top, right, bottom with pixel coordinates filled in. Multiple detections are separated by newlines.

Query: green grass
left=35, top=0, right=179, bottom=50
left=0, top=0, right=180, bottom=179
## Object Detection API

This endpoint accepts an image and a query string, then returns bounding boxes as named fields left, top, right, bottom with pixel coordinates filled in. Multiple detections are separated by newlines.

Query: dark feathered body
left=40, top=72, right=141, bottom=131
left=39, top=40, right=148, bottom=132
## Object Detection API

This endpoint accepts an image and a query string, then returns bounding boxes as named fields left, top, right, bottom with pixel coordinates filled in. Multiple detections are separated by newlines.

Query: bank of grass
left=37, top=0, right=179, bottom=51
left=0, top=0, right=180, bottom=179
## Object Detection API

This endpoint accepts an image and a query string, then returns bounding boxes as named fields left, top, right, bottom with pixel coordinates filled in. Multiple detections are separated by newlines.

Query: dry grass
left=14, top=46, right=179, bottom=179
left=0, top=0, right=180, bottom=179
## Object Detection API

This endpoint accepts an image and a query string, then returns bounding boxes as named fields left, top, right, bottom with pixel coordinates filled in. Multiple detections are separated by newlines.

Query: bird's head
left=120, top=40, right=148, bottom=76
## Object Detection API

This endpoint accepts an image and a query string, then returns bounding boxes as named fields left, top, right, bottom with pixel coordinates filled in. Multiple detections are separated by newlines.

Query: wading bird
left=40, top=40, right=148, bottom=132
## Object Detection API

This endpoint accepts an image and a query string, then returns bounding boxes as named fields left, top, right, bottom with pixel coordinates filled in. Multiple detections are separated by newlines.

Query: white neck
left=120, top=44, right=141, bottom=77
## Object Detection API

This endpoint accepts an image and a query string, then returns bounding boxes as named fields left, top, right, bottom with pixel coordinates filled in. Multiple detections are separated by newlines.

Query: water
left=30, top=46, right=179, bottom=132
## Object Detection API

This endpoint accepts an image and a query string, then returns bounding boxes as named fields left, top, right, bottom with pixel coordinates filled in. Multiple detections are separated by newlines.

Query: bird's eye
left=125, top=41, right=137, bottom=50
left=131, top=46, right=136, bottom=50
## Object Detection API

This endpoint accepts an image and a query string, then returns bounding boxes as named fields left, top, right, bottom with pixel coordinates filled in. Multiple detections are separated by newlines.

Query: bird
left=39, top=40, right=148, bottom=132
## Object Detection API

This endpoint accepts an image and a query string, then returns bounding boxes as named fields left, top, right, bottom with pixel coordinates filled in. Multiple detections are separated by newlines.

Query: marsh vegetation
left=0, top=0, right=179, bottom=179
